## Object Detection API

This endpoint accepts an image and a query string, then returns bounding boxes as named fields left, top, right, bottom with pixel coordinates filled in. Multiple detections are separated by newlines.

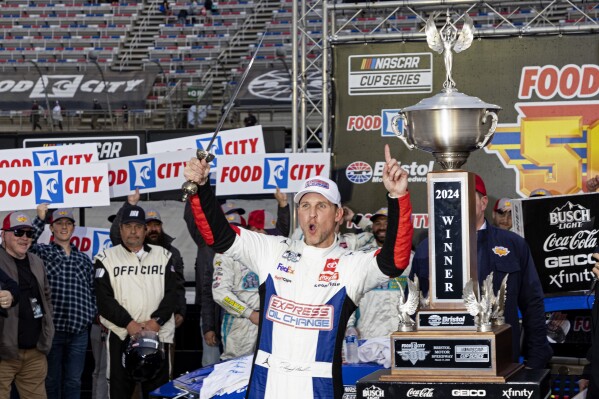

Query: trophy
left=383, top=13, right=521, bottom=383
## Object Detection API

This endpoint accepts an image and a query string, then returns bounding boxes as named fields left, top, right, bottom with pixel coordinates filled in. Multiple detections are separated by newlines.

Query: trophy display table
left=357, top=368, right=550, bottom=399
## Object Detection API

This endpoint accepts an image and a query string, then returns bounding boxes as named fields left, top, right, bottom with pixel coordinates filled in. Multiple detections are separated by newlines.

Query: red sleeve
left=376, top=193, right=413, bottom=277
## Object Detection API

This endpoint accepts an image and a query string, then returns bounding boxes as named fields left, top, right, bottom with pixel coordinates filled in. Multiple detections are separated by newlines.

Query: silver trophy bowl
left=391, top=91, right=500, bottom=170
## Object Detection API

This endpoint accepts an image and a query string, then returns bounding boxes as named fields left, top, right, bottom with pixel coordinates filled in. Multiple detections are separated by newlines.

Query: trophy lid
left=403, top=90, right=501, bottom=112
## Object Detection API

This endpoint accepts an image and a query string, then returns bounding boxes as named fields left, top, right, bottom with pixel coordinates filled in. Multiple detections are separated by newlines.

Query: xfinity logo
left=502, top=388, right=533, bottom=398
left=452, top=389, right=485, bottom=397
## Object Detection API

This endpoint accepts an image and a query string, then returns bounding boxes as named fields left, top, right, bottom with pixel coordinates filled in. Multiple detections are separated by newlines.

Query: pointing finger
left=384, top=144, right=391, bottom=163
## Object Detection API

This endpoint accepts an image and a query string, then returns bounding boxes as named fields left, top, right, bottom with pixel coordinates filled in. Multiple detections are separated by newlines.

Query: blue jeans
left=45, top=329, right=89, bottom=399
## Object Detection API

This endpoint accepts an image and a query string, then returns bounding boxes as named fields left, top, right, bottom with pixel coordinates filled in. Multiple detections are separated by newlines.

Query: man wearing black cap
left=95, top=205, right=179, bottom=399
left=30, top=204, right=96, bottom=399
left=410, top=174, right=552, bottom=370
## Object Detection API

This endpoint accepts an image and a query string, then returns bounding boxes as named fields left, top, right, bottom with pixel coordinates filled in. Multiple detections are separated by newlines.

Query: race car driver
left=184, top=144, right=413, bottom=399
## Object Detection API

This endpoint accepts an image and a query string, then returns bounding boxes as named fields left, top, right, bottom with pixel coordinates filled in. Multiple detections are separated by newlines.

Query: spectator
left=492, top=198, right=513, bottom=231
left=121, top=103, right=129, bottom=127
left=0, top=267, right=19, bottom=317
left=183, top=144, right=413, bottom=398
left=188, top=0, right=198, bottom=23
left=243, top=111, right=257, bottom=127
left=91, top=99, right=102, bottom=130
left=348, top=207, right=412, bottom=340
left=30, top=206, right=96, bottom=399
left=587, top=175, right=599, bottom=192
left=52, top=101, right=63, bottom=130
left=203, top=0, right=212, bottom=22
left=0, top=212, right=54, bottom=398
left=177, top=8, right=188, bottom=24
left=31, top=101, right=42, bottom=131
left=95, top=206, right=178, bottom=399
left=410, top=174, right=553, bottom=369
left=159, top=0, right=173, bottom=18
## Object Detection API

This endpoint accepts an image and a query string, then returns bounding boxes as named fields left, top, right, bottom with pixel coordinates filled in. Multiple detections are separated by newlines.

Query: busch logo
left=129, top=158, right=156, bottom=190
left=549, top=202, right=591, bottom=229
left=32, top=150, right=58, bottom=166
left=406, top=388, right=434, bottom=397
left=362, top=385, right=385, bottom=398
left=34, top=170, right=64, bottom=203
left=501, top=388, right=533, bottom=399
left=264, top=157, right=289, bottom=189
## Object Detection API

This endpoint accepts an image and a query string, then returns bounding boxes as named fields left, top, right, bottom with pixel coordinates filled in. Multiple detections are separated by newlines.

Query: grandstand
left=0, top=0, right=596, bottom=133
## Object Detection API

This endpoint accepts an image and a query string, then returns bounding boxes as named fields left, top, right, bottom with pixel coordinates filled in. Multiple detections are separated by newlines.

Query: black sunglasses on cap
left=3, top=229, right=33, bottom=238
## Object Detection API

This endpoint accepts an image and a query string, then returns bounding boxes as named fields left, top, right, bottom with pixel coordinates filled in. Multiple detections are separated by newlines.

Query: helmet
left=122, top=330, right=165, bottom=382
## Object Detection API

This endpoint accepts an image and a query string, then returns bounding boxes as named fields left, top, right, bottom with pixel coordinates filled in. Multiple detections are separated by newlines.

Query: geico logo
left=0, top=179, right=33, bottom=197
left=157, top=161, right=186, bottom=179
left=545, top=254, right=596, bottom=268
left=224, top=138, right=259, bottom=154
left=452, top=389, right=486, bottom=396
left=108, top=169, right=128, bottom=186
left=519, top=64, right=599, bottom=100
left=69, top=236, right=92, bottom=252
left=0, top=159, right=33, bottom=168
left=347, top=115, right=382, bottom=131
left=65, top=176, right=103, bottom=194
left=221, top=165, right=262, bottom=182
left=60, top=154, right=94, bottom=165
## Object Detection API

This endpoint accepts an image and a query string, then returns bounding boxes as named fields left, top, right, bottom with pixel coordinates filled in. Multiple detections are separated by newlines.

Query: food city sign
left=215, top=153, right=331, bottom=196
left=0, top=163, right=110, bottom=211
left=0, top=143, right=98, bottom=168
left=103, top=149, right=196, bottom=198
left=37, top=225, right=112, bottom=260
left=485, top=63, right=599, bottom=196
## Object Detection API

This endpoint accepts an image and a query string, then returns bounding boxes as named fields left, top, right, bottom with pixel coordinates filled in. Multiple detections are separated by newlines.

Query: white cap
left=294, top=176, right=341, bottom=207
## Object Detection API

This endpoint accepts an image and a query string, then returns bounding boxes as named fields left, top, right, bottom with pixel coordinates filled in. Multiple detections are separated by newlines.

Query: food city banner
left=512, top=193, right=599, bottom=295
left=0, top=143, right=98, bottom=167
left=103, top=149, right=196, bottom=198
left=37, top=225, right=112, bottom=260
left=0, top=163, right=110, bottom=211
left=333, top=35, right=599, bottom=295
left=215, top=153, right=331, bottom=196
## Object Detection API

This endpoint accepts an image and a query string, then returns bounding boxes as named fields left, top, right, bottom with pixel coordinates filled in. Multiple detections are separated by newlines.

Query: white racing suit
left=189, top=185, right=413, bottom=399
left=212, top=253, right=260, bottom=360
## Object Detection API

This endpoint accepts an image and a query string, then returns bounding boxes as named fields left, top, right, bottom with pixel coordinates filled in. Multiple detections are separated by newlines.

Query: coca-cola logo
left=542, top=229, right=598, bottom=252
left=406, top=388, right=435, bottom=397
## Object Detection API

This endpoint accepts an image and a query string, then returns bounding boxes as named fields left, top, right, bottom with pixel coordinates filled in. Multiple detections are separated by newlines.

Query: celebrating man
left=184, top=145, right=413, bottom=399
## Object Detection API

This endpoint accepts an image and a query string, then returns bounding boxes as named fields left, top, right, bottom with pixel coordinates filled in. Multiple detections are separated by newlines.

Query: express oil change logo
left=266, top=295, right=333, bottom=330
left=345, top=161, right=433, bottom=184
left=485, top=63, right=599, bottom=196
left=34, top=170, right=64, bottom=203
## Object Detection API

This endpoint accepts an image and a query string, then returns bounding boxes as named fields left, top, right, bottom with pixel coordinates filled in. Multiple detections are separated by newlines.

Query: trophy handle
left=477, top=110, right=498, bottom=149
left=391, top=113, right=415, bottom=150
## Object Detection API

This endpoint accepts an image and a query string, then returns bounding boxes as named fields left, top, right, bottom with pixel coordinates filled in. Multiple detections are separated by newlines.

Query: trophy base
left=380, top=362, right=523, bottom=383
left=391, top=324, right=515, bottom=380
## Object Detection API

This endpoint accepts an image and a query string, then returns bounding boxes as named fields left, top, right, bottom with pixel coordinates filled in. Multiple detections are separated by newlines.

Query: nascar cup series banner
left=102, top=149, right=196, bottom=198
left=0, top=163, right=110, bottom=211
left=333, top=35, right=599, bottom=295
left=215, top=153, right=331, bottom=196
left=0, top=143, right=99, bottom=168
left=511, top=193, right=599, bottom=295
left=37, top=225, right=112, bottom=260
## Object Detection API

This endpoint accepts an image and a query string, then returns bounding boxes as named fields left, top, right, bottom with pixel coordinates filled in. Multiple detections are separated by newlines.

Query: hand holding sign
left=382, top=144, right=409, bottom=198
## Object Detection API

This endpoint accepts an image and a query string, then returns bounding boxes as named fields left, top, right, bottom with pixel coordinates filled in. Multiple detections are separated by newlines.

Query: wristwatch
left=152, top=316, right=165, bottom=326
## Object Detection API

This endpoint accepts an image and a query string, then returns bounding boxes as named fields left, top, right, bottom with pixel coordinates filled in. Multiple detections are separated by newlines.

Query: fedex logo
left=128, top=158, right=156, bottom=190
left=264, top=157, right=289, bottom=189
left=92, top=231, right=112, bottom=257
left=34, top=170, right=64, bottom=203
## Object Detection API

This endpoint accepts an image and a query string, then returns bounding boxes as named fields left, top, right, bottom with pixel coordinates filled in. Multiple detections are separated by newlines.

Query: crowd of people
left=1, top=153, right=596, bottom=398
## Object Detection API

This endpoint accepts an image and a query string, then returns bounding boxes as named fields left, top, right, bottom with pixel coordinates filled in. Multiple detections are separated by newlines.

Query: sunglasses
left=4, top=229, right=34, bottom=238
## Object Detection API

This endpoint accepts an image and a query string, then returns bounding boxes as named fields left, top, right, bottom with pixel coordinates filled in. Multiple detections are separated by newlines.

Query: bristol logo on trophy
left=380, top=12, right=524, bottom=385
